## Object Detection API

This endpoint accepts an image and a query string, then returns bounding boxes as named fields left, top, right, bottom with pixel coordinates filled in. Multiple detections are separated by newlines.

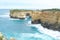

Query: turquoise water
left=0, top=9, right=58, bottom=40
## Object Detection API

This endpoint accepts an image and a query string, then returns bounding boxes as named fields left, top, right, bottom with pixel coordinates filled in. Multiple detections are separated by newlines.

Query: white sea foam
left=21, top=33, right=43, bottom=38
left=9, top=18, right=20, bottom=20
left=25, top=17, right=27, bottom=20
left=15, top=33, right=55, bottom=40
left=17, top=33, right=41, bottom=40
left=25, top=16, right=30, bottom=20
left=28, top=21, right=31, bottom=24
left=28, top=20, right=60, bottom=39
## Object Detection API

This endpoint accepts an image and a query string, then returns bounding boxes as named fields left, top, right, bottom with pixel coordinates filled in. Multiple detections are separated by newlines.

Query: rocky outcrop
left=0, top=32, right=7, bottom=40
left=10, top=9, right=60, bottom=31
left=31, top=11, right=42, bottom=24
left=10, top=10, right=33, bottom=19
left=31, top=10, right=60, bottom=31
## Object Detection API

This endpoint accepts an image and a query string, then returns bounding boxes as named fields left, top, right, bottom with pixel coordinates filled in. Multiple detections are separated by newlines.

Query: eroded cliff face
left=10, top=9, right=60, bottom=31
left=31, top=11, right=42, bottom=24
left=10, top=10, right=33, bottom=19
left=31, top=11, right=60, bottom=31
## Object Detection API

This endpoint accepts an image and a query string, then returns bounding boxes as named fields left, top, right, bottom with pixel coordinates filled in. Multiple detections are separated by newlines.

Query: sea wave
left=28, top=20, right=60, bottom=40
left=9, top=18, right=20, bottom=20
left=4, top=33, right=55, bottom=40
left=13, top=33, right=57, bottom=40
left=0, top=12, right=10, bottom=18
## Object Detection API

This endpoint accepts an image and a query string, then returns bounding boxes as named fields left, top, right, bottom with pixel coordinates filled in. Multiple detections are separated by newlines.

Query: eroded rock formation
left=10, top=9, right=60, bottom=31
left=31, top=10, right=60, bottom=31
left=10, top=10, right=33, bottom=19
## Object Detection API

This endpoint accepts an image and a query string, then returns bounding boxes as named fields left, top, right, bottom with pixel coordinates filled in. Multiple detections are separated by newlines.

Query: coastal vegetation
left=41, top=8, right=60, bottom=11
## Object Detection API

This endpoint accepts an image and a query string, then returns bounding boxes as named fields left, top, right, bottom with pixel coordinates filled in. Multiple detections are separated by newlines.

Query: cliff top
left=10, top=8, right=60, bottom=12
left=41, top=8, right=60, bottom=11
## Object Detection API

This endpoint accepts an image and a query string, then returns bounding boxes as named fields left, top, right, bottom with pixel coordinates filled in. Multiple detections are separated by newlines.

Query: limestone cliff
left=10, top=9, right=33, bottom=19
left=10, top=9, right=60, bottom=31
left=31, top=9, right=60, bottom=31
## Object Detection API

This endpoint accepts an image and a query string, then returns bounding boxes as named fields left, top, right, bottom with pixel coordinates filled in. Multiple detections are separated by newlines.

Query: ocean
left=0, top=9, right=59, bottom=40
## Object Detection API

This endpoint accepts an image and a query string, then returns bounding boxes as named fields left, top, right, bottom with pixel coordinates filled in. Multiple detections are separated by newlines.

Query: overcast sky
left=0, top=0, right=60, bottom=9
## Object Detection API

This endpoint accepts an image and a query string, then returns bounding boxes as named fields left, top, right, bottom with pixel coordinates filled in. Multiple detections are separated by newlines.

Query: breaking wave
left=3, top=32, right=56, bottom=40
left=9, top=18, right=20, bottom=20
left=28, top=20, right=60, bottom=40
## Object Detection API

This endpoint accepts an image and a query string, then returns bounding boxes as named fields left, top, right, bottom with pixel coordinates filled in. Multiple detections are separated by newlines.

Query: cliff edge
left=10, top=9, right=60, bottom=31
left=31, top=9, right=60, bottom=31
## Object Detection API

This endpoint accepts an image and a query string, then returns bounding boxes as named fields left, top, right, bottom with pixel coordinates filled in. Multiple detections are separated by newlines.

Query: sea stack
left=10, top=10, right=32, bottom=19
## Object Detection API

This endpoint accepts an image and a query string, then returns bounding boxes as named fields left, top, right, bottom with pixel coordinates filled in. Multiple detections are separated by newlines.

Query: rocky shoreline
left=31, top=11, right=60, bottom=31
left=10, top=9, right=60, bottom=31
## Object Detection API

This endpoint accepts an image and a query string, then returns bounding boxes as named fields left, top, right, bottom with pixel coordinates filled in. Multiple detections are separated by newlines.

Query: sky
left=0, top=0, right=60, bottom=9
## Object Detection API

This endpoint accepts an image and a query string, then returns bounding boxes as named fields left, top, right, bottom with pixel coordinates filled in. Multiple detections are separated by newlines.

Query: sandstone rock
left=10, top=9, right=60, bottom=31
left=10, top=10, right=32, bottom=19
left=0, top=32, right=4, bottom=40
left=31, top=10, right=60, bottom=31
left=2, top=37, right=7, bottom=40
